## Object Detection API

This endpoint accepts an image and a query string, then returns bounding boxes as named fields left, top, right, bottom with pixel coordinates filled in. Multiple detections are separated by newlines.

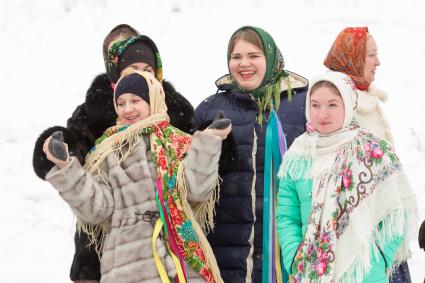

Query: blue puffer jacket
left=192, top=71, right=308, bottom=283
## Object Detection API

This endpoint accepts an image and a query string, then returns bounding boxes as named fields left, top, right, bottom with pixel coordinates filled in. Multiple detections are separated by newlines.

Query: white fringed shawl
left=278, top=126, right=416, bottom=282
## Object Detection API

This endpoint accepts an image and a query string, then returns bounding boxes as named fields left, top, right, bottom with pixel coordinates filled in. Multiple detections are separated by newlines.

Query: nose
left=123, top=103, right=134, bottom=113
left=318, top=108, right=328, bottom=119
left=240, top=56, right=251, bottom=66
left=375, top=56, right=381, bottom=66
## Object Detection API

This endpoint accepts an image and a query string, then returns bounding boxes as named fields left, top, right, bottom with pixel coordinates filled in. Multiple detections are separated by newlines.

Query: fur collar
left=280, top=70, right=308, bottom=92
left=356, top=85, right=387, bottom=114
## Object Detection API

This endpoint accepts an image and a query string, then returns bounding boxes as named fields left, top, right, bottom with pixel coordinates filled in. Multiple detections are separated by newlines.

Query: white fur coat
left=355, top=85, right=394, bottom=144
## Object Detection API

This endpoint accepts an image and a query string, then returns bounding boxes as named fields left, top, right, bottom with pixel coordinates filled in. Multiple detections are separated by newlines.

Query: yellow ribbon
left=152, top=218, right=187, bottom=283
left=275, top=184, right=283, bottom=283
left=275, top=228, right=283, bottom=283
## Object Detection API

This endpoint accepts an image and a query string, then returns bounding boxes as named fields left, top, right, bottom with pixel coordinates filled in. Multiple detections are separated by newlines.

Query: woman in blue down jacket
left=192, top=26, right=308, bottom=283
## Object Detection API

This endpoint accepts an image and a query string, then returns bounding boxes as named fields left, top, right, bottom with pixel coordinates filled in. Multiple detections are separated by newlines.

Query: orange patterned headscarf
left=324, top=27, right=370, bottom=90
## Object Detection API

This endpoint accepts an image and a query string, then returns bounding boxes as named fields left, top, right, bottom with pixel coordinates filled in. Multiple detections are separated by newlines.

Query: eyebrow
left=231, top=51, right=263, bottom=56
left=311, top=99, right=340, bottom=103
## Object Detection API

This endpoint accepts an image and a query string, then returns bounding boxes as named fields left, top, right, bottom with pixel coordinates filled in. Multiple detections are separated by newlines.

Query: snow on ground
left=1, top=0, right=424, bottom=282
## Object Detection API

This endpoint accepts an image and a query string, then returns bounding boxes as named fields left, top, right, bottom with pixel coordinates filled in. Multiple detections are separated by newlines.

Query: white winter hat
left=306, top=70, right=358, bottom=129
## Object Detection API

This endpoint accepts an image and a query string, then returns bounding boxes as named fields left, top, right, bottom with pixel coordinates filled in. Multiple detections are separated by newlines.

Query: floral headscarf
left=227, top=26, right=291, bottom=124
left=106, top=35, right=163, bottom=84
left=324, top=27, right=370, bottom=91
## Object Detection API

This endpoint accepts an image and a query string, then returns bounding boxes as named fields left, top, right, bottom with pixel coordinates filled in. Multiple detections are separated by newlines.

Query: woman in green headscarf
left=192, top=26, right=309, bottom=283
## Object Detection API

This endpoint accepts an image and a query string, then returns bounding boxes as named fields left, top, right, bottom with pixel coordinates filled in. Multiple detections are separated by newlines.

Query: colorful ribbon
left=262, top=110, right=288, bottom=283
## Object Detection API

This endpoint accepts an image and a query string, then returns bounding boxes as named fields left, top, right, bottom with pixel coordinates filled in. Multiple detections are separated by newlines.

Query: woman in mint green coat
left=276, top=71, right=417, bottom=282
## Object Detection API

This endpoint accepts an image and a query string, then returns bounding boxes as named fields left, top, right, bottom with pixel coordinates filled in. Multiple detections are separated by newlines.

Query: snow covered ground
left=1, top=0, right=424, bottom=282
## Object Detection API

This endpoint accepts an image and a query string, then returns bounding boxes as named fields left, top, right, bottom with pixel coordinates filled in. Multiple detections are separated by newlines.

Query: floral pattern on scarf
left=150, top=123, right=217, bottom=283
left=324, top=27, right=370, bottom=91
left=291, top=130, right=405, bottom=282
left=106, top=35, right=163, bottom=83
left=227, top=26, right=293, bottom=124
left=84, top=70, right=221, bottom=283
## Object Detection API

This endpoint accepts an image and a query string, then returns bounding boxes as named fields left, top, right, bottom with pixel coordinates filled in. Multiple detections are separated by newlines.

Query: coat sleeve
left=183, top=131, right=222, bottom=202
left=45, top=157, right=114, bottom=225
left=191, top=99, right=209, bottom=130
left=276, top=172, right=303, bottom=275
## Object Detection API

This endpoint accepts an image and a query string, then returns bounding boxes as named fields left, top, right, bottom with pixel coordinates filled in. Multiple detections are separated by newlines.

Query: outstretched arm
left=184, top=123, right=231, bottom=202
left=43, top=135, right=114, bottom=225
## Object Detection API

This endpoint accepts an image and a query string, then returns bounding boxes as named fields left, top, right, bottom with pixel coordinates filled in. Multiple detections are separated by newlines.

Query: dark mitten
left=419, top=219, right=425, bottom=251
left=48, top=131, right=68, bottom=161
left=195, top=116, right=238, bottom=176
left=33, top=126, right=86, bottom=179
left=208, top=111, right=231, bottom=130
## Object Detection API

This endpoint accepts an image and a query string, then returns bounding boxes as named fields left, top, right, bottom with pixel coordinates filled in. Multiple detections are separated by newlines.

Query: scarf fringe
left=80, top=119, right=167, bottom=258
left=278, top=152, right=312, bottom=181
left=280, top=129, right=417, bottom=282
left=76, top=220, right=108, bottom=260
left=256, top=75, right=290, bottom=125
left=278, top=130, right=370, bottom=182
left=84, top=114, right=167, bottom=175
left=277, top=148, right=346, bottom=181
left=190, top=177, right=221, bottom=234
left=339, top=206, right=412, bottom=283
left=176, top=164, right=223, bottom=283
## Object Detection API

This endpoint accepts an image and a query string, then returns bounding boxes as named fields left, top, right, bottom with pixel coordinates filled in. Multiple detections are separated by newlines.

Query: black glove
left=419, top=219, right=425, bottom=251
left=208, top=111, right=231, bottom=130
left=48, top=131, right=68, bottom=161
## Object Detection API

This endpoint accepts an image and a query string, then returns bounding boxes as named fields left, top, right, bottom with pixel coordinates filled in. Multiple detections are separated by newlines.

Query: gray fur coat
left=46, top=131, right=222, bottom=283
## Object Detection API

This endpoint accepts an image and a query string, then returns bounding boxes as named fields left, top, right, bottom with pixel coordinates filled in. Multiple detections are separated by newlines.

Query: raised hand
left=204, top=111, right=232, bottom=140
left=208, top=111, right=232, bottom=130
left=43, top=131, right=70, bottom=168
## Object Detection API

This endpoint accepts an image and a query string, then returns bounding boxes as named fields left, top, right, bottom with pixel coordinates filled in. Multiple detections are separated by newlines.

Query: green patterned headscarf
left=106, top=35, right=163, bottom=84
left=228, top=26, right=292, bottom=124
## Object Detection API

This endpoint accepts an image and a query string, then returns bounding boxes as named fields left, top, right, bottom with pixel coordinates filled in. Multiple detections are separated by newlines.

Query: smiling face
left=309, top=84, right=345, bottom=134
left=228, top=39, right=266, bottom=91
left=363, top=36, right=380, bottom=83
left=116, top=93, right=150, bottom=125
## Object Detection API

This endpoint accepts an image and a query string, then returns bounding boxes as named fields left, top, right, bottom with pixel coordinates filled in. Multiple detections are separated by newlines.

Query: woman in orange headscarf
left=324, top=27, right=411, bottom=283
left=324, top=27, right=393, bottom=144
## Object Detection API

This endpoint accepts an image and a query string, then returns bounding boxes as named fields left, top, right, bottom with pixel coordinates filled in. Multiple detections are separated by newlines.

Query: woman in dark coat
left=192, top=26, right=308, bottom=283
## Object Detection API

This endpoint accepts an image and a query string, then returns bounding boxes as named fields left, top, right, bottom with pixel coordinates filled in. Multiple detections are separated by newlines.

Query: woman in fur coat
left=32, top=24, right=194, bottom=282
left=43, top=70, right=230, bottom=283
left=276, top=71, right=417, bottom=282
left=324, top=27, right=412, bottom=282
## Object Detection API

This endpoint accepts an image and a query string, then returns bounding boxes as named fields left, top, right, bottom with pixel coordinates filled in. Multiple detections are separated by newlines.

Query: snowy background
left=1, top=0, right=424, bottom=282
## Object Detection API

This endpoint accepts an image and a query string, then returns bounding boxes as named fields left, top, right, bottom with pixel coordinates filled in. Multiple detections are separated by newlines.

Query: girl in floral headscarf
left=324, top=27, right=393, bottom=144
left=276, top=71, right=416, bottom=282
